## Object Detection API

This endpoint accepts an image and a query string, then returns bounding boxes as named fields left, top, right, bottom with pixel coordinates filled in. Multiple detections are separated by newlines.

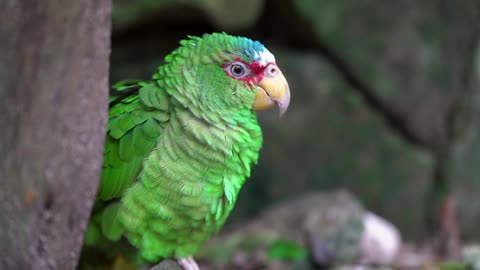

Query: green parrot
left=82, top=32, right=290, bottom=270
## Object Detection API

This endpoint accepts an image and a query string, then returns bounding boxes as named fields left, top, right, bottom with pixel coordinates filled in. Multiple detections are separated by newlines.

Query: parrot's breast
left=117, top=109, right=262, bottom=261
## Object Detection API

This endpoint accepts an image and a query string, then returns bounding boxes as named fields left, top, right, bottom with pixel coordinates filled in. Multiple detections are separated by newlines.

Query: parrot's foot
left=176, top=256, right=199, bottom=270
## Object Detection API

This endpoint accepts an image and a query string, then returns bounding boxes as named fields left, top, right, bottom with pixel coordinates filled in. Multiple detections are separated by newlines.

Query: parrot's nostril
left=266, top=66, right=278, bottom=77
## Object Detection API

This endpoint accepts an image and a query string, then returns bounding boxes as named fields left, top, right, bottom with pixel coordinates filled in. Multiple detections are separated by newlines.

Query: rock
left=304, top=192, right=365, bottom=266
left=259, top=190, right=365, bottom=244
left=198, top=190, right=365, bottom=266
left=359, top=212, right=401, bottom=265
left=199, top=190, right=402, bottom=268
left=462, top=244, right=480, bottom=270
left=307, top=234, right=336, bottom=268
left=150, top=260, right=182, bottom=270
left=305, top=205, right=401, bottom=267
left=393, top=244, right=435, bottom=270
left=331, top=265, right=393, bottom=270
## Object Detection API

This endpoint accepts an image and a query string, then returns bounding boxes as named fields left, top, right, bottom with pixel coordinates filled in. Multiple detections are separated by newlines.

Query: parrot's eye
left=227, top=62, right=249, bottom=78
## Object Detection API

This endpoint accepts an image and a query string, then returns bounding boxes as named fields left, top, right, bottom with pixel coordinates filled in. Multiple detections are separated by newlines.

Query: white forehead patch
left=256, top=48, right=276, bottom=66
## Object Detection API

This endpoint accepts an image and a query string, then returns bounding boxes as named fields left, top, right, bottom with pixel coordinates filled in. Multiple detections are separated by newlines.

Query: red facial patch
left=223, top=57, right=275, bottom=89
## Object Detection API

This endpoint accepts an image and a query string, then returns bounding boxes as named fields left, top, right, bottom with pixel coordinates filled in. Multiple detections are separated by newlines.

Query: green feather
left=132, top=123, right=155, bottom=155
left=100, top=202, right=123, bottom=242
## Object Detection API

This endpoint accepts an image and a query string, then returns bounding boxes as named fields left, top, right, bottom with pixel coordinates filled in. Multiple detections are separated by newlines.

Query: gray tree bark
left=0, top=1, right=111, bottom=269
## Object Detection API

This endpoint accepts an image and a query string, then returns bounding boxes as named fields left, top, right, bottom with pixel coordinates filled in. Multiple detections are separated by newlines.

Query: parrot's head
left=159, top=32, right=290, bottom=123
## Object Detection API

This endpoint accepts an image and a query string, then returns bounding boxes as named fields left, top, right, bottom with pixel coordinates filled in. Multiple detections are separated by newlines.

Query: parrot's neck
left=170, top=107, right=262, bottom=177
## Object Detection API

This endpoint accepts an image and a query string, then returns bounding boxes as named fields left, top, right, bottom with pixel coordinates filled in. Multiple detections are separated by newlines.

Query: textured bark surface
left=0, top=1, right=111, bottom=269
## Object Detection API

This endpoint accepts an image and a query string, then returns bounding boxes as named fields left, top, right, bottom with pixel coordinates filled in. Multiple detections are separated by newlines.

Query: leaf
left=267, top=239, right=307, bottom=262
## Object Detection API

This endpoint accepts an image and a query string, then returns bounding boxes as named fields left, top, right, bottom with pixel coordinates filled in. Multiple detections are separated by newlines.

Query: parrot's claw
left=177, top=256, right=199, bottom=270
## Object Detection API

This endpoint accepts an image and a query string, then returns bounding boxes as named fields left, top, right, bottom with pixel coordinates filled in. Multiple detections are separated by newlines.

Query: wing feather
left=97, top=81, right=169, bottom=202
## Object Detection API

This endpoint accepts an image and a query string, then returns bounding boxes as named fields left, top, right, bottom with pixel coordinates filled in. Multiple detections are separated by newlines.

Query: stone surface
left=462, top=245, right=480, bottom=270
left=0, top=1, right=111, bottom=269
left=359, top=213, right=401, bottom=265
left=150, top=260, right=183, bottom=270
left=199, top=190, right=401, bottom=268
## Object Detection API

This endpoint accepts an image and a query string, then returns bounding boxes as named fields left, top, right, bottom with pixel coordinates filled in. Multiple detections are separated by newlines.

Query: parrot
left=81, top=32, right=290, bottom=270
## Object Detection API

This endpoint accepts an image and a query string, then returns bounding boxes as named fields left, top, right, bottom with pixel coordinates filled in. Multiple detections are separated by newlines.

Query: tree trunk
left=0, top=1, right=111, bottom=269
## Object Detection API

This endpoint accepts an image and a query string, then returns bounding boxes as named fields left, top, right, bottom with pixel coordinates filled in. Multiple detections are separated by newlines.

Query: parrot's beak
left=252, top=65, right=290, bottom=117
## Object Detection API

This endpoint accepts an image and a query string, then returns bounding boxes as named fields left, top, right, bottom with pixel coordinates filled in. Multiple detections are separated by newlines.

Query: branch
left=444, top=4, right=480, bottom=147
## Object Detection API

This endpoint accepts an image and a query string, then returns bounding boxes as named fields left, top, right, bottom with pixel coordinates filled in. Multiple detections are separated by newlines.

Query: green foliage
left=439, top=261, right=469, bottom=270
left=113, top=0, right=175, bottom=29
left=267, top=239, right=307, bottom=262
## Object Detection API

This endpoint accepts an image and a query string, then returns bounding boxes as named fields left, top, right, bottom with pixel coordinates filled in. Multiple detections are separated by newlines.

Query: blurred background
left=108, top=0, right=480, bottom=269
